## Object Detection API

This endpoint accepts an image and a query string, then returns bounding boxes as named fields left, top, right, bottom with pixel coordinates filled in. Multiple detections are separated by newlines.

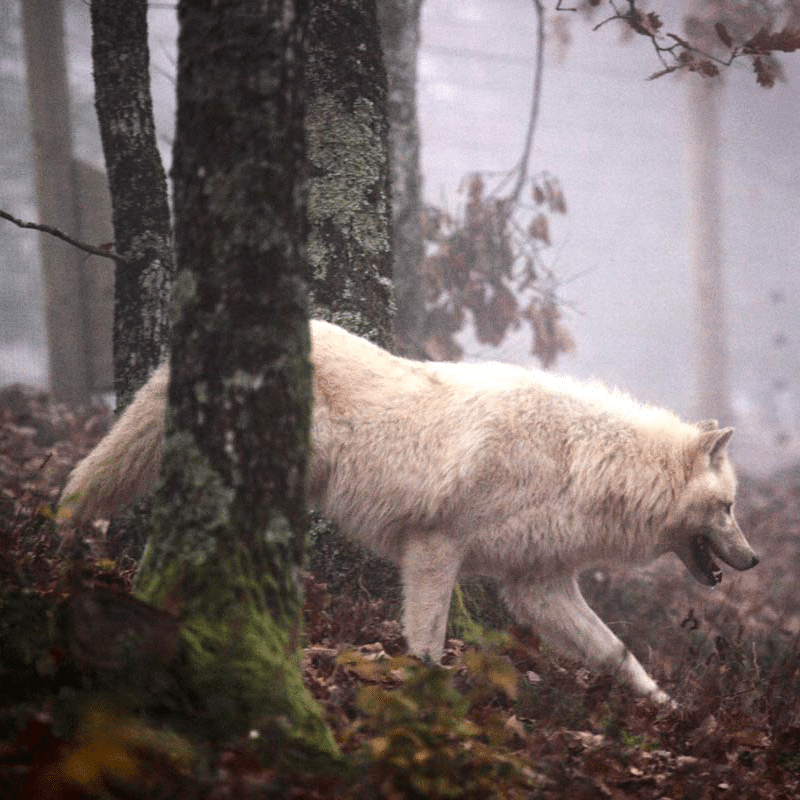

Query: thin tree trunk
left=686, top=74, right=731, bottom=423
left=134, top=0, right=335, bottom=762
left=91, top=0, right=173, bottom=409
left=21, top=0, right=91, bottom=402
left=378, top=0, right=426, bottom=356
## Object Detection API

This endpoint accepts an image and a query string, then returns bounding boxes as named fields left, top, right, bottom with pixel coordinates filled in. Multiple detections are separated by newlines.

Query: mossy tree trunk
left=90, top=0, right=173, bottom=409
left=134, top=0, right=335, bottom=762
left=304, top=0, right=402, bottom=611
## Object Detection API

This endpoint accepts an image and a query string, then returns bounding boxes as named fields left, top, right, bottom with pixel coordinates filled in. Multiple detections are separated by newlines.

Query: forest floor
left=1, top=381, right=800, bottom=799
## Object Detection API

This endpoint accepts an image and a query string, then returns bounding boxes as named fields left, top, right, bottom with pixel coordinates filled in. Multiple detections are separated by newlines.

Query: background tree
left=304, top=0, right=403, bottom=611
left=133, top=0, right=335, bottom=761
left=88, top=0, right=175, bottom=555
left=305, top=0, right=395, bottom=347
left=378, top=0, right=427, bottom=356
left=91, top=0, right=173, bottom=408
left=20, top=0, right=92, bottom=403
left=584, top=0, right=800, bottom=421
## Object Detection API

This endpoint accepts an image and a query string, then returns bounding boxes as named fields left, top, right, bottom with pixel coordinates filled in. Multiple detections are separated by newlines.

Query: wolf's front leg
left=400, top=533, right=462, bottom=660
left=502, top=574, right=671, bottom=704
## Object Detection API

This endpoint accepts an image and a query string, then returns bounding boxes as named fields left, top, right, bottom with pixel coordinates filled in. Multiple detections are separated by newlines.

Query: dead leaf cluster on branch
left=420, top=172, right=574, bottom=368
left=573, top=0, right=800, bottom=87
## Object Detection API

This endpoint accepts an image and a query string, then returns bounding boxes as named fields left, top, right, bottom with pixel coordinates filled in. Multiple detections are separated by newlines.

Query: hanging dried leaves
left=420, top=172, right=573, bottom=368
left=524, top=295, right=576, bottom=370
left=584, top=0, right=800, bottom=87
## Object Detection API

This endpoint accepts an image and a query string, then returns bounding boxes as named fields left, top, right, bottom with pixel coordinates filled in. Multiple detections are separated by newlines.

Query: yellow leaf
left=368, top=736, right=389, bottom=758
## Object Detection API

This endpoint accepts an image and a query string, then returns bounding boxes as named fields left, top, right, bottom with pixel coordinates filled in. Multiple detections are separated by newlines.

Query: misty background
left=1, top=0, right=799, bottom=474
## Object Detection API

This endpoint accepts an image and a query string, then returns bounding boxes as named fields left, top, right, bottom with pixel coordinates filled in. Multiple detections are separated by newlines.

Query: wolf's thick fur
left=60, top=320, right=758, bottom=702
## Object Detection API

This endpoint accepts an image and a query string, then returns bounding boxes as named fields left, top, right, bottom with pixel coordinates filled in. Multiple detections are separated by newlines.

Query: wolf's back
left=59, top=362, right=169, bottom=524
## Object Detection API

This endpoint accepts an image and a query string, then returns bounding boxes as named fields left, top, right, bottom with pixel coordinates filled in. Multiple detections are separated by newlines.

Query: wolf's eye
left=721, top=501, right=732, bottom=515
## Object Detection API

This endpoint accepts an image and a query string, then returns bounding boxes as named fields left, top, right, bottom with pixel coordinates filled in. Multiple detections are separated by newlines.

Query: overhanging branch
left=0, top=209, right=124, bottom=263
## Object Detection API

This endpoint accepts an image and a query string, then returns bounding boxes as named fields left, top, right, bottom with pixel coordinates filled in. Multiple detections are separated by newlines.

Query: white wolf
left=59, top=320, right=758, bottom=703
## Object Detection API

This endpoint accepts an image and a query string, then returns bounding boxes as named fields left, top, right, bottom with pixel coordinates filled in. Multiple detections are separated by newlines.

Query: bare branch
left=0, top=208, right=124, bottom=263
left=508, top=0, right=546, bottom=206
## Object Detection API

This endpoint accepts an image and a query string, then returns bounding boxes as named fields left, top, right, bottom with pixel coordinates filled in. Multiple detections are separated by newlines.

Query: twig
left=0, top=208, right=124, bottom=263
left=507, top=0, right=546, bottom=207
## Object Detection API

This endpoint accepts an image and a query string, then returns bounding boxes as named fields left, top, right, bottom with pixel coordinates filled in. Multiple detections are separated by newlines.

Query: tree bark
left=306, top=0, right=395, bottom=349
left=304, top=0, right=401, bottom=610
left=91, top=0, right=173, bottom=409
left=377, top=0, right=426, bottom=356
left=134, top=0, right=335, bottom=762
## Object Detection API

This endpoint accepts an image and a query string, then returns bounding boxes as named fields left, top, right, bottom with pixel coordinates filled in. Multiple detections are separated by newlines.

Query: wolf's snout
left=740, top=551, right=759, bottom=570
left=678, top=524, right=760, bottom=586
left=710, top=531, right=759, bottom=572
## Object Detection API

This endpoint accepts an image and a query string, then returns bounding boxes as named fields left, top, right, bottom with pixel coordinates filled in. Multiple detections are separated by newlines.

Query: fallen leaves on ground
left=2, top=383, right=800, bottom=798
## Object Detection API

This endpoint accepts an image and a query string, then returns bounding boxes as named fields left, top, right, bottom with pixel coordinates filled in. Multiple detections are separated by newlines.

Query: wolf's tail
left=58, top=361, right=169, bottom=524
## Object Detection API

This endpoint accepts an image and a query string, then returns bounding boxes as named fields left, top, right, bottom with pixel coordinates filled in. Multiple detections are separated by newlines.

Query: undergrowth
left=3, top=396, right=800, bottom=798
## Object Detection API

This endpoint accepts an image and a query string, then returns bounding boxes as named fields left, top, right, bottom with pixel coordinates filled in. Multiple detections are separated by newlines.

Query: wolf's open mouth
left=691, top=534, right=722, bottom=585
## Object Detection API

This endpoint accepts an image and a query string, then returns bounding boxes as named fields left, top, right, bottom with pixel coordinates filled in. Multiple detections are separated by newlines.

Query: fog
left=1, top=0, right=799, bottom=473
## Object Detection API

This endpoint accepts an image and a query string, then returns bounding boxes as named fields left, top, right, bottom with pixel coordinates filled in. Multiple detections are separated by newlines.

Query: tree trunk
left=685, top=74, right=731, bottom=424
left=306, top=0, right=395, bottom=349
left=378, top=0, right=426, bottom=356
left=304, top=0, right=401, bottom=611
left=134, top=0, right=335, bottom=762
left=91, top=0, right=173, bottom=409
left=21, top=0, right=92, bottom=402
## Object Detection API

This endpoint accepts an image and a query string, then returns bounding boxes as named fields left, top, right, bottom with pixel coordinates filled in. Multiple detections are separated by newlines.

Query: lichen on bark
left=303, top=0, right=401, bottom=609
left=307, top=94, right=392, bottom=271
left=305, top=0, right=395, bottom=350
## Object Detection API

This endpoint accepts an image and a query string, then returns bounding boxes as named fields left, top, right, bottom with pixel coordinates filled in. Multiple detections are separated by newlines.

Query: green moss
left=447, top=583, right=487, bottom=645
left=447, top=579, right=514, bottom=646
left=135, top=432, right=339, bottom=768
left=180, top=599, right=338, bottom=766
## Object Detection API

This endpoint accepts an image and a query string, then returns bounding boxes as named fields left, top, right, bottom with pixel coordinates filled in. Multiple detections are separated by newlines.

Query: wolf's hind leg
left=400, top=533, right=462, bottom=660
left=502, top=575, right=671, bottom=704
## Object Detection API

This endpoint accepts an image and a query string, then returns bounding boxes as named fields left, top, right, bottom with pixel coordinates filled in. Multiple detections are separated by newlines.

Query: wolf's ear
left=697, top=427, right=734, bottom=469
left=694, top=419, right=719, bottom=432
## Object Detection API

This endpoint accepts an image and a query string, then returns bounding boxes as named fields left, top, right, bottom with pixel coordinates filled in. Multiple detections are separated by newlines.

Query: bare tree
left=584, top=1, right=800, bottom=420
left=91, top=0, right=174, bottom=409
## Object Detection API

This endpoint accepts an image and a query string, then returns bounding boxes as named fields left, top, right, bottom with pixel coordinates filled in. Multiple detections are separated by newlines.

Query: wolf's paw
left=649, top=688, right=677, bottom=709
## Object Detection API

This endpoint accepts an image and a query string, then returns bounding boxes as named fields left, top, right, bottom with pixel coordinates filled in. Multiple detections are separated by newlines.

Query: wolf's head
left=668, top=425, right=759, bottom=586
